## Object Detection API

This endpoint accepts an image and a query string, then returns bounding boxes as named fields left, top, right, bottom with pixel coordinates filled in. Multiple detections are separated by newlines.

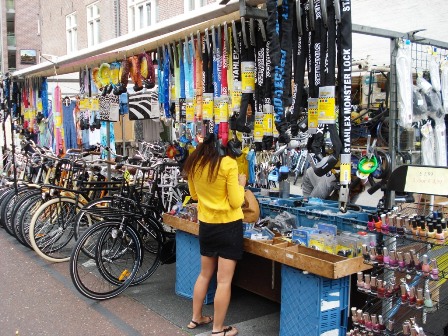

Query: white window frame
left=66, top=12, right=77, bottom=54
left=184, top=0, right=207, bottom=12
left=87, top=2, right=100, bottom=47
left=128, top=0, right=157, bottom=33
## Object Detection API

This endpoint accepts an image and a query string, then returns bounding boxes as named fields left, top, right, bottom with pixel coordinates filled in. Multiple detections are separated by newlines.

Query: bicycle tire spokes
left=70, top=221, right=141, bottom=300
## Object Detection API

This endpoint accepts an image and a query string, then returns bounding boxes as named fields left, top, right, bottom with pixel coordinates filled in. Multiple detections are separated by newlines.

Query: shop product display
left=2, top=1, right=448, bottom=336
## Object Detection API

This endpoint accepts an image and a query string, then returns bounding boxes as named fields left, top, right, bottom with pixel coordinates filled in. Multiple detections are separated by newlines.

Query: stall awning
left=12, top=0, right=264, bottom=79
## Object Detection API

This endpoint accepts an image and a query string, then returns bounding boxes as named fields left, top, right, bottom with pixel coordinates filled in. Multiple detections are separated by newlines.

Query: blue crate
left=175, top=231, right=216, bottom=304
left=297, top=205, right=340, bottom=228
left=259, top=201, right=302, bottom=227
left=280, top=265, right=350, bottom=336
left=337, top=212, right=369, bottom=233
left=305, top=198, right=340, bottom=208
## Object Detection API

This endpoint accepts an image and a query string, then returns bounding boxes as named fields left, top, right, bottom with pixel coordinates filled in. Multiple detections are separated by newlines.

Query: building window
left=87, top=2, right=100, bottom=47
left=128, top=0, right=157, bottom=32
left=184, top=0, right=207, bottom=12
left=66, top=12, right=77, bottom=54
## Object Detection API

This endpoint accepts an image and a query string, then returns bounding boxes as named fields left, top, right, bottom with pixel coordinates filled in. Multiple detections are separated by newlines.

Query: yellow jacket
left=187, top=156, right=245, bottom=223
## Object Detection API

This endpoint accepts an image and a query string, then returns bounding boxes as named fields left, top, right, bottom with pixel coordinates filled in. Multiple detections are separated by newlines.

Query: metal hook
left=257, top=19, right=267, bottom=41
left=184, top=36, right=190, bottom=63
left=333, top=0, right=341, bottom=23
left=172, top=42, right=179, bottom=68
left=217, top=24, right=222, bottom=53
left=308, top=0, right=315, bottom=32
left=211, top=25, right=217, bottom=55
left=295, top=0, right=303, bottom=35
left=249, top=18, right=256, bottom=47
left=321, top=0, right=328, bottom=29
left=223, top=21, right=229, bottom=53
left=190, top=32, right=196, bottom=57
left=205, top=28, right=211, bottom=55
left=196, top=30, right=202, bottom=57
left=232, top=20, right=239, bottom=53
left=241, top=17, right=249, bottom=49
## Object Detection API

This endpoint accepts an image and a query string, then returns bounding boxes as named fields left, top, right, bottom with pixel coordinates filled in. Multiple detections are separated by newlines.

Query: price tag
left=262, top=105, right=273, bottom=136
left=186, top=98, right=195, bottom=123
left=37, top=99, right=43, bottom=112
left=232, top=81, right=242, bottom=111
left=317, top=86, right=336, bottom=124
left=404, top=166, right=448, bottom=196
left=241, top=62, right=255, bottom=93
left=219, top=96, right=229, bottom=122
left=254, top=112, right=264, bottom=142
left=90, top=98, right=100, bottom=111
left=213, top=97, right=220, bottom=123
left=308, top=98, right=319, bottom=134
left=202, top=93, right=213, bottom=120
left=79, top=98, right=90, bottom=110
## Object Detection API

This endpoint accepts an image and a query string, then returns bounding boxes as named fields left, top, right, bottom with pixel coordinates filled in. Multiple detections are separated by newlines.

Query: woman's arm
left=226, top=160, right=245, bottom=209
left=187, top=178, right=198, bottom=201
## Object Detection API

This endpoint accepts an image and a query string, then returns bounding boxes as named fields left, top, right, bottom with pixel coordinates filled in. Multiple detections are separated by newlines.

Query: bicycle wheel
left=70, top=220, right=141, bottom=300
left=73, top=196, right=114, bottom=241
left=2, top=187, right=37, bottom=237
left=12, top=191, right=44, bottom=247
left=29, top=197, right=83, bottom=262
left=130, top=216, right=163, bottom=285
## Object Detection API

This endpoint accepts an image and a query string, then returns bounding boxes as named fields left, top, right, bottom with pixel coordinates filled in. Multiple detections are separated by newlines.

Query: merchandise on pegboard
left=99, top=94, right=120, bottom=122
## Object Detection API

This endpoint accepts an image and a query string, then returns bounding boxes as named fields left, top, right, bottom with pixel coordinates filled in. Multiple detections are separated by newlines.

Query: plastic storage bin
left=175, top=230, right=216, bottom=304
left=258, top=199, right=303, bottom=227
left=280, top=265, right=350, bottom=336
left=297, top=205, right=340, bottom=228
left=337, top=211, right=369, bottom=233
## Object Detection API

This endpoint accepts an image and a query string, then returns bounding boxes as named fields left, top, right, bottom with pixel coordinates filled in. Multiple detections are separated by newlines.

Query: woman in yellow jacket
left=183, top=133, right=245, bottom=336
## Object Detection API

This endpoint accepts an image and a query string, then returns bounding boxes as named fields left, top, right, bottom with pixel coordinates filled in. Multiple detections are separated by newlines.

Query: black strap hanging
left=337, top=0, right=352, bottom=155
left=290, top=0, right=308, bottom=136
left=266, top=0, right=294, bottom=144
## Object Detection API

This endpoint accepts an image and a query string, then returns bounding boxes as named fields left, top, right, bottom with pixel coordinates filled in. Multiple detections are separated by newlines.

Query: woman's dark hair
left=182, top=134, right=222, bottom=183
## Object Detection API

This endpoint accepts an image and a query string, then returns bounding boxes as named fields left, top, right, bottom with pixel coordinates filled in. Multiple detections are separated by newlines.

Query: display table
left=163, top=214, right=372, bottom=336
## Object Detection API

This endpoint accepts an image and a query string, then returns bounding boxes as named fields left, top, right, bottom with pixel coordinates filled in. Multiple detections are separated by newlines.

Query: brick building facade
left=0, top=0, right=218, bottom=74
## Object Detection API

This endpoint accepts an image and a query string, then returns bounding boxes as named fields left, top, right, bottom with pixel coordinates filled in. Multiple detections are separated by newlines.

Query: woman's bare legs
left=189, top=255, right=217, bottom=327
left=212, top=257, right=238, bottom=335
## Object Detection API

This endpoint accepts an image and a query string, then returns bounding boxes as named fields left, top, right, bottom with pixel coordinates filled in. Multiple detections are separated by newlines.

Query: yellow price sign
left=202, top=93, right=213, bottom=120
left=219, top=96, right=229, bottom=122
left=317, top=86, right=336, bottom=124
left=90, top=98, right=100, bottom=111
left=254, top=113, right=263, bottom=142
left=79, top=98, right=90, bottom=110
left=263, top=110, right=273, bottom=136
left=186, top=98, right=195, bottom=123
left=241, top=62, right=255, bottom=93
left=308, top=98, right=319, bottom=132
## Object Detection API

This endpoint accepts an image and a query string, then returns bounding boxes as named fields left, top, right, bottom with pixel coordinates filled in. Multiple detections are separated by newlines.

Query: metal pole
left=122, top=114, right=126, bottom=156
left=106, top=121, right=111, bottom=181
left=387, top=38, right=398, bottom=209
left=6, top=77, right=18, bottom=191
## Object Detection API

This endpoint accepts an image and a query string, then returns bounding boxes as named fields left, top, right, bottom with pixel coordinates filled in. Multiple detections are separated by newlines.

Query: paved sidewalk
left=0, top=231, right=189, bottom=336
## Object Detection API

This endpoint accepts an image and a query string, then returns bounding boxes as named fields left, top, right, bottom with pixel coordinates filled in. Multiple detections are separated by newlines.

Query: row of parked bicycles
left=0, top=140, right=189, bottom=300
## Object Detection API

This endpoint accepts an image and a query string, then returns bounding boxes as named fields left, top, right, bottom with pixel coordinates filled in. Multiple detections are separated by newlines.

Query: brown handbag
left=242, top=189, right=260, bottom=223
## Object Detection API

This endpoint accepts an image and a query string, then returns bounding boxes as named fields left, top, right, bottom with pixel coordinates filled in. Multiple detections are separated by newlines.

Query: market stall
left=2, top=1, right=448, bottom=335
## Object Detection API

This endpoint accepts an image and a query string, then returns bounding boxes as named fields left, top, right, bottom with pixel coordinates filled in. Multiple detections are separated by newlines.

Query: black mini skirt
left=198, top=219, right=244, bottom=260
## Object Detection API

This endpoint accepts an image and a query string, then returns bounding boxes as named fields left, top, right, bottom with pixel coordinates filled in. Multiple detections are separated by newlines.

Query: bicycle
left=69, top=161, right=175, bottom=300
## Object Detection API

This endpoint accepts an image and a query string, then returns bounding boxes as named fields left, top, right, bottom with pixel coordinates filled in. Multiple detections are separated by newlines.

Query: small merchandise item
left=336, top=236, right=358, bottom=258
left=242, top=189, right=260, bottom=223
left=316, top=222, right=338, bottom=236
left=291, top=227, right=319, bottom=246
